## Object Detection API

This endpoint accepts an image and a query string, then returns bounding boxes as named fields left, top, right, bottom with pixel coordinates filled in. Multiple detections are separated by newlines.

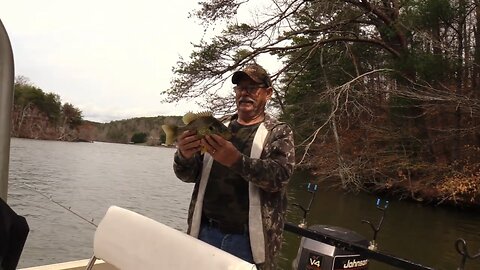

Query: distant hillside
left=81, top=115, right=182, bottom=145
left=11, top=77, right=185, bottom=144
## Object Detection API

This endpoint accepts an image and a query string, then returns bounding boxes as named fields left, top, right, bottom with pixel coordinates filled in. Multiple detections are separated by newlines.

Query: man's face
left=234, top=77, right=272, bottom=119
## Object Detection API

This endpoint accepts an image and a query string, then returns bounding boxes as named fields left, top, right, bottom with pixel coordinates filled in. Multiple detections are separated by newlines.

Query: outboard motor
left=292, top=224, right=369, bottom=270
left=290, top=183, right=370, bottom=270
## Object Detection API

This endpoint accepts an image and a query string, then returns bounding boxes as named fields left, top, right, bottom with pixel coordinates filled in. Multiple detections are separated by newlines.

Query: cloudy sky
left=1, top=0, right=210, bottom=122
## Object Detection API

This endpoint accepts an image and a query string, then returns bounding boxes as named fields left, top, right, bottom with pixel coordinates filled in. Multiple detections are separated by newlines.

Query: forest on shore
left=11, top=0, right=480, bottom=208
left=163, top=0, right=480, bottom=208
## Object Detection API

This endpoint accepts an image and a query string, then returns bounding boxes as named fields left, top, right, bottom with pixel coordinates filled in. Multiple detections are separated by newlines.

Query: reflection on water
left=7, top=138, right=480, bottom=269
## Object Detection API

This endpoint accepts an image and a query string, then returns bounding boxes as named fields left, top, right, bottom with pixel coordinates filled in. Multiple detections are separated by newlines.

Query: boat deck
left=20, top=259, right=117, bottom=270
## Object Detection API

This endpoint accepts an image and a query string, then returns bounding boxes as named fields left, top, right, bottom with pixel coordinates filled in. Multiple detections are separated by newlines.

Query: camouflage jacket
left=173, top=113, right=295, bottom=270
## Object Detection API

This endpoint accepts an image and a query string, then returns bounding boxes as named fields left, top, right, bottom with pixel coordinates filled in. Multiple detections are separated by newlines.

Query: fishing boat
left=0, top=18, right=257, bottom=270
left=2, top=18, right=476, bottom=270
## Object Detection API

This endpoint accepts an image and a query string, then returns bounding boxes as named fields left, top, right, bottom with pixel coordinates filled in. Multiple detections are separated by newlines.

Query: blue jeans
left=198, top=223, right=254, bottom=263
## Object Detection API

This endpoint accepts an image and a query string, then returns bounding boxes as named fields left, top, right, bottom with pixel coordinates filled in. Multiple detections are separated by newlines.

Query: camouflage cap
left=232, top=63, right=272, bottom=87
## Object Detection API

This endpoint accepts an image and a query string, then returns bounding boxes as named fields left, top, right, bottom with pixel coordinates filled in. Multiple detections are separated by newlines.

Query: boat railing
left=0, top=18, right=14, bottom=202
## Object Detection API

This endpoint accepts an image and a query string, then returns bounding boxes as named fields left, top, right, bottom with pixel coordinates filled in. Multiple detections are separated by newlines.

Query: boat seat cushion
left=93, top=206, right=256, bottom=270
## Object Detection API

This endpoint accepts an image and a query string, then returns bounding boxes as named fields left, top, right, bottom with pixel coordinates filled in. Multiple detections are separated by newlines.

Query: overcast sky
left=1, top=0, right=209, bottom=123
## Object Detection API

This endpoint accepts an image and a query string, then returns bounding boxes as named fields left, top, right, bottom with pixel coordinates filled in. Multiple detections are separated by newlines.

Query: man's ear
left=266, top=87, right=273, bottom=99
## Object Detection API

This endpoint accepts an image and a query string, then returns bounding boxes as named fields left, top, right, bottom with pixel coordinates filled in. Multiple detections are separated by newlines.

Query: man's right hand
left=177, top=130, right=201, bottom=159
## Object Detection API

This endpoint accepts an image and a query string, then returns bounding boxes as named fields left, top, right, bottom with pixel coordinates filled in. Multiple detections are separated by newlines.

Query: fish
left=161, top=111, right=232, bottom=149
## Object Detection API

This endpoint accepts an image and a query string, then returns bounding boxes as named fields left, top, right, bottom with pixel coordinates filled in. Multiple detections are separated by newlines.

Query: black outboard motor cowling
left=292, top=225, right=369, bottom=270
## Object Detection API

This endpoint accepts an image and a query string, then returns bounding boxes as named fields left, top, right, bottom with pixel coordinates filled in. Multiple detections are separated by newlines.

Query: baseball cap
left=232, top=63, right=272, bottom=87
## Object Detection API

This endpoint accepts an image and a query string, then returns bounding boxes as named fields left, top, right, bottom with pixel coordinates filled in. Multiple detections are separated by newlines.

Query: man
left=173, top=63, right=295, bottom=269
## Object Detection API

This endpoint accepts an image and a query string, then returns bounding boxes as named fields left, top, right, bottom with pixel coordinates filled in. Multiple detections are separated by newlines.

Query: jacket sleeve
left=173, top=151, right=203, bottom=183
left=230, top=123, right=295, bottom=192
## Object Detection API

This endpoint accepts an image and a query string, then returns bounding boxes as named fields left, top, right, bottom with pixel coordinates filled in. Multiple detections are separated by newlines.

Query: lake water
left=6, top=138, right=480, bottom=269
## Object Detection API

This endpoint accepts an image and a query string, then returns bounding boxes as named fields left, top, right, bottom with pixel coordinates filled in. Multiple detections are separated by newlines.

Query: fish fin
left=182, top=112, right=195, bottom=125
left=182, top=111, right=213, bottom=125
left=162, top=125, right=178, bottom=145
left=200, top=144, right=208, bottom=154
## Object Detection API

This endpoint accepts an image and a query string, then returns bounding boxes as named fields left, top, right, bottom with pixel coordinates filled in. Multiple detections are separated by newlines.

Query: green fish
left=161, top=111, right=232, bottom=147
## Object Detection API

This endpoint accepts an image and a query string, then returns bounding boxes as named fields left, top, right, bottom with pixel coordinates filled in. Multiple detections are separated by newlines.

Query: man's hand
left=177, top=130, right=201, bottom=159
left=202, top=134, right=242, bottom=167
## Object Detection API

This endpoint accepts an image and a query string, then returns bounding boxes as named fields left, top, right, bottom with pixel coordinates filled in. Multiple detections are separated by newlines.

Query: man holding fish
left=168, top=63, right=295, bottom=270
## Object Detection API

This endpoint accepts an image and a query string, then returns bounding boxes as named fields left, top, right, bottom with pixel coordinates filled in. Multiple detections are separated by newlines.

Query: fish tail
left=161, top=125, right=178, bottom=145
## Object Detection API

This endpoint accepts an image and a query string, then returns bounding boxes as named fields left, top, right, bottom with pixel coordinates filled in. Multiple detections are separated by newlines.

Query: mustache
left=239, top=97, right=255, bottom=103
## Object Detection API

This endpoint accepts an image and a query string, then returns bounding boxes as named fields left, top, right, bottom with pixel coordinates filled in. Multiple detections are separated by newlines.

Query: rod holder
left=362, top=198, right=389, bottom=250
left=455, top=238, right=480, bottom=270
left=292, top=182, right=318, bottom=228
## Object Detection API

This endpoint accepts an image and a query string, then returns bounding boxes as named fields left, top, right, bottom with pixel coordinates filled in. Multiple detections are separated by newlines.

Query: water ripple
left=8, top=138, right=191, bottom=268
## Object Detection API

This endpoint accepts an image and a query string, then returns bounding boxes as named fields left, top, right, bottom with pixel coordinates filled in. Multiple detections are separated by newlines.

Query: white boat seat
left=85, top=205, right=257, bottom=270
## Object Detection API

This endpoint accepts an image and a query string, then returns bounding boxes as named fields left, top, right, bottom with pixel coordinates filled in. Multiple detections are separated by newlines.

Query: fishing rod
left=20, top=183, right=98, bottom=228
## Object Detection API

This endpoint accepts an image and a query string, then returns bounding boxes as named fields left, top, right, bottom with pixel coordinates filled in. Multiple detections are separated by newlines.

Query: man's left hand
left=202, top=134, right=242, bottom=167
